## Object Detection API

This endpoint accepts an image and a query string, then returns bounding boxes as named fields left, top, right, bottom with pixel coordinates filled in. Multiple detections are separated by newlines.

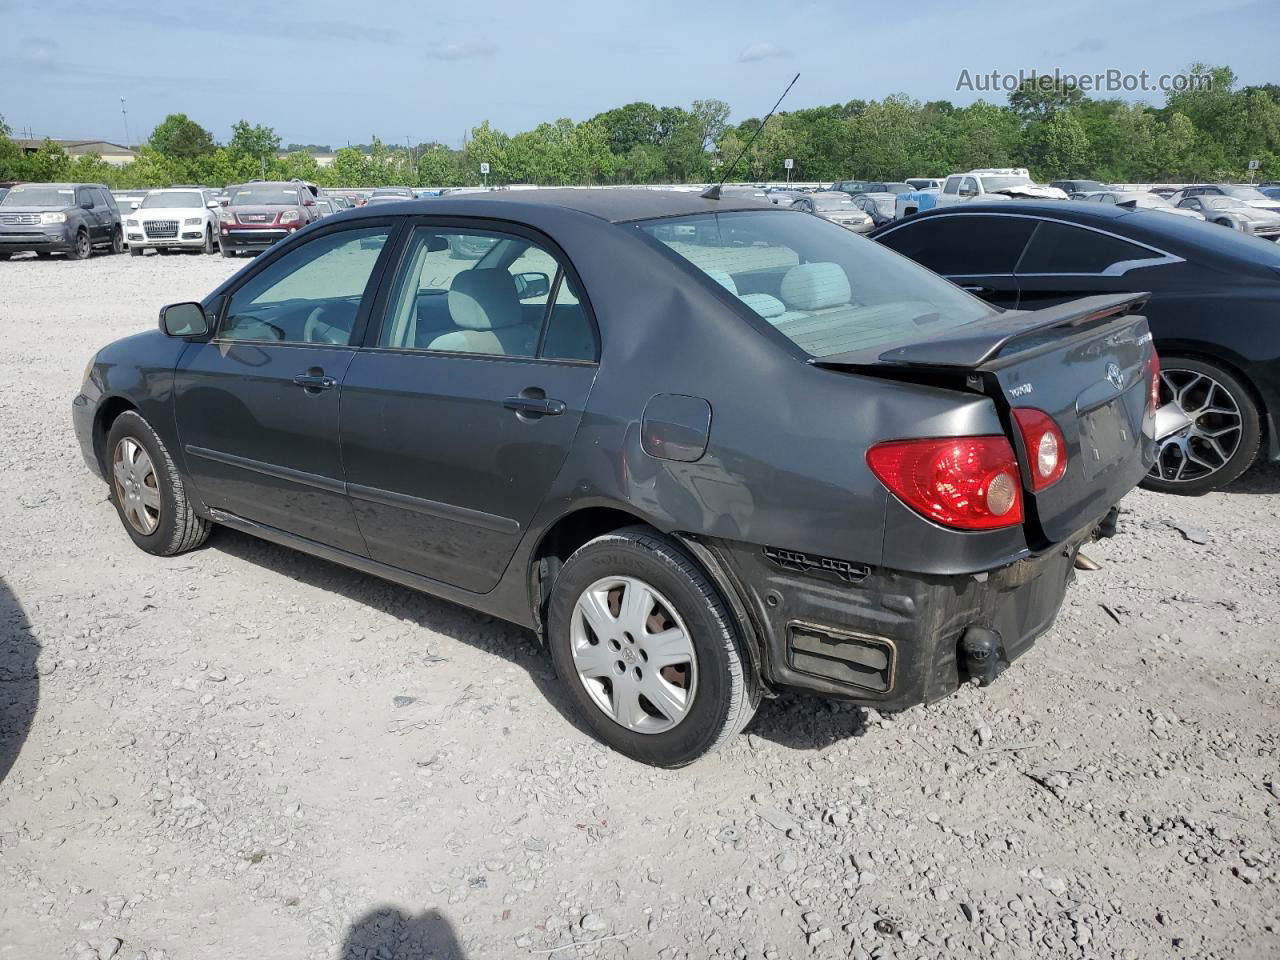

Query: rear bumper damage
left=688, top=511, right=1115, bottom=711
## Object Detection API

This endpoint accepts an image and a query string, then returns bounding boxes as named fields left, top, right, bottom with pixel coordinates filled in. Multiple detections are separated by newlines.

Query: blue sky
left=1, top=0, right=1270, bottom=148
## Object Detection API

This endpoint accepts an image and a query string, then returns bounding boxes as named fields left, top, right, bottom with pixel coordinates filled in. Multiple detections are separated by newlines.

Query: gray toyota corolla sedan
left=71, top=189, right=1158, bottom=766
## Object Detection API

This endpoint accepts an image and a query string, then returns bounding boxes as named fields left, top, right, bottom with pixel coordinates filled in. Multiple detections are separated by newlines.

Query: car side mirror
left=207, top=200, right=220, bottom=209
left=513, top=271, right=551, bottom=300
left=959, top=188, right=977, bottom=198
left=130, top=201, right=140, bottom=210
left=160, top=302, right=210, bottom=338
left=304, top=198, right=316, bottom=206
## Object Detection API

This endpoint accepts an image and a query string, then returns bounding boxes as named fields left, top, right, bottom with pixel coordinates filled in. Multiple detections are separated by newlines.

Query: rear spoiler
left=810, top=293, right=1150, bottom=372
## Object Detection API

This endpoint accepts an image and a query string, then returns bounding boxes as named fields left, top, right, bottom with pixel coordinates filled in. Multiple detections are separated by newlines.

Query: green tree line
left=2, top=64, right=1277, bottom=191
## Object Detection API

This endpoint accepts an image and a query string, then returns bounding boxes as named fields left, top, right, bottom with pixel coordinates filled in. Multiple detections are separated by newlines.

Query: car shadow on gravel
left=0, top=575, right=38, bottom=785
left=1223, top=461, right=1280, bottom=495
left=746, top=692, right=872, bottom=752
left=208, top=529, right=601, bottom=741
left=340, top=906, right=465, bottom=959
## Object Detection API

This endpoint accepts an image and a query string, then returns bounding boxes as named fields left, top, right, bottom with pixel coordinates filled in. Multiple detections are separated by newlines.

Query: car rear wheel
left=1142, top=356, right=1261, bottom=495
left=66, top=229, right=91, bottom=261
left=547, top=527, right=759, bottom=767
left=105, top=411, right=211, bottom=556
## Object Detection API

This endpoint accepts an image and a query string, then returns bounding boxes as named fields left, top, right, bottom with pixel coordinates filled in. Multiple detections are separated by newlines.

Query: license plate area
left=1079, top=398, right=1132, bottom=479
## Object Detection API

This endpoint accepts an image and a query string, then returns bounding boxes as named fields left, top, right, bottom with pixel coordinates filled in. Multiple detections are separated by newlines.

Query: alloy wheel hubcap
left=570, top=575, right=697, bottom=734
left=1150, top=368, right=1243, bottom=483
left=112, top=437, right=161, bottom=534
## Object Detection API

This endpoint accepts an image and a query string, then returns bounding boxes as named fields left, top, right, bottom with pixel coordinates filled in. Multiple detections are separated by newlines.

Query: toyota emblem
left=1106, top=362, right=1124, bottom=390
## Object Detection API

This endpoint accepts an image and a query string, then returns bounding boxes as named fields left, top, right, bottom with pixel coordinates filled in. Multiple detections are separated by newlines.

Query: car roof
left=341, top=188, right=776, bottom=224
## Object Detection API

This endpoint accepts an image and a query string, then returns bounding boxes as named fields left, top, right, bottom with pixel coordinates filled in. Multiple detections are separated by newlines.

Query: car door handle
left=503, top=395, right=566, bottom=416
left=293, top=373, right=337, bottom=390
left=959, top=284, right=991, bottom=294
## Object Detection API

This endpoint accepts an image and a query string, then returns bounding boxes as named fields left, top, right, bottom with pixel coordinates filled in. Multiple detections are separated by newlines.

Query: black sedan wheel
left=106, top=411, right=212, bottom=555
left=547, top=527, right=759, bottom=767
left=1142, top=357, right=1261, bottom=495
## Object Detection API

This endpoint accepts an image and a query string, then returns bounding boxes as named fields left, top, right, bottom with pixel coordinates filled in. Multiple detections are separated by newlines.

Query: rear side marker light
left=867, top=435, right=1023, bottom=530
left=1012, top=408, right=1067, bottom=491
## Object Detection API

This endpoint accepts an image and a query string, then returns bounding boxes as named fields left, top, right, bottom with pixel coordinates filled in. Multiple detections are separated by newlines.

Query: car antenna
left=702, top=72, right=800, bottom=200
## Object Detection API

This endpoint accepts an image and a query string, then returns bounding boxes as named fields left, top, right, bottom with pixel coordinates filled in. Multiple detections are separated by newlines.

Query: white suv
left=125, top=187, right=222, bottom=256
left=934, top=168, right=1068, bottom=207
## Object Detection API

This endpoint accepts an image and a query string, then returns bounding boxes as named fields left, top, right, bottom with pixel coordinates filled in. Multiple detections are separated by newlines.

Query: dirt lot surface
left=2, top=251, right=1279, bottom=960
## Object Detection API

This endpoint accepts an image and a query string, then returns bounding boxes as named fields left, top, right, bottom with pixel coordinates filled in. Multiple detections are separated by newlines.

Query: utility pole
left=120, top=97, right=131, bottom=148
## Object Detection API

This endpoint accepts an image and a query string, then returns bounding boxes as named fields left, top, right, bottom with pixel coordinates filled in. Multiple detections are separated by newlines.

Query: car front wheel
left=547, top=527, right=759, bottom=767
left=109, top=228, right=124, bottom=255
left=105, top=411, right=212, bottom=555
left=1142, top=356, right=1261, bottom=495
left=66, top=229, right=91, bottom=260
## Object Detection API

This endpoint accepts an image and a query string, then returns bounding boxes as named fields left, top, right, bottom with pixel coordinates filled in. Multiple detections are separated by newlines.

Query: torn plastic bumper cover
left=688, top=525, right=1103, bottom=711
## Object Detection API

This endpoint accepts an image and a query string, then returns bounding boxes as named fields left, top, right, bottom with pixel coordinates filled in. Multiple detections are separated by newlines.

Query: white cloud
left=425, top=40, right=497, bottom=60
left=737, top=42, right=790, bottom=63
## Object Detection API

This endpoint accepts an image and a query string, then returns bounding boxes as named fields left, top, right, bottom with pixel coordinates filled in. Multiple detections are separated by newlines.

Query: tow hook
left=1092, top=506, right=1120, bottom=541
left=960, top=626, right=1001, bottom=686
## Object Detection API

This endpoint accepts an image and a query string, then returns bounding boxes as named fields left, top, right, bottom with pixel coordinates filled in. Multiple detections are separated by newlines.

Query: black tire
left=0, top=252, right=10, bottom=261
left=547, top=526, right=759, bottom=767
left=66, top=230, right=91, bottom=260
left=105, top=410, right=211, bottom=556
left=129, top=246, right=143, bottom=257
left=202, top=226, right=216, bottom=254
left=109, top=227, right=124, bottom=255
left=1141, top=356, right=1262, bottom=495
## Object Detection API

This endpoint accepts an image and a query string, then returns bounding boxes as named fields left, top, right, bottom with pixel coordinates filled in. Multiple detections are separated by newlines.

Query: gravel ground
left=2, top=251, right=1279, bottom=960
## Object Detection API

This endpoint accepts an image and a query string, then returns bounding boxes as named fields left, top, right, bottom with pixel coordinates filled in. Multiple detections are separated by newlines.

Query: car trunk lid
left=812, top=293, right=1156, bottom=545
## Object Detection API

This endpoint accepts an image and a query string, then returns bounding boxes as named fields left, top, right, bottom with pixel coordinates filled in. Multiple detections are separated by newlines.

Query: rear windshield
left=980, top=176, right=1032, bottom=192
left=1, top=185, right=75, bottom=208
left=229, top=184, right=298, bottom=206
left=636, top=210, right=994, bottom=358
left=141, top=191, right=203, bottom=209
left=813, top=195, right=853, bottom=211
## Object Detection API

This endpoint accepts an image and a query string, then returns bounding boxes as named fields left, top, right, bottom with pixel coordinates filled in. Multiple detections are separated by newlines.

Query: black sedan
left=872, top=202, right=1280, bottom=493
left=73, top=191, right=1154, bottom=765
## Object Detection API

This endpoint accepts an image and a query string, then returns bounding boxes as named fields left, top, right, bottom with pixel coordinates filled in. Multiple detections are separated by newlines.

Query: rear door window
left=1016, top=221, right=1159, bottom=274
left=877, top=215, right=1035, bottom=276
left=376, top=225, right=596, bottom=360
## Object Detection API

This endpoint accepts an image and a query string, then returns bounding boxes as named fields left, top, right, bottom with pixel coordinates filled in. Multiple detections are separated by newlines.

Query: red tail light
left=867, top=436, right=1023, bottom=530
left=1012, top=408, right=1067, bottom=491
left=1147, top=349, right=1161, bottom=414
